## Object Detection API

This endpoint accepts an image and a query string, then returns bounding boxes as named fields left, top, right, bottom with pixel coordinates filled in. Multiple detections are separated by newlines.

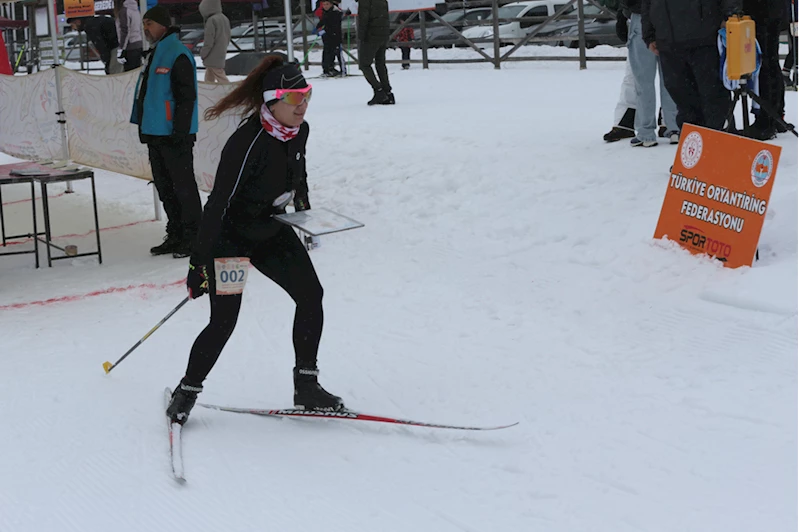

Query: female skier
left=166, top=55, right=343, bottom=425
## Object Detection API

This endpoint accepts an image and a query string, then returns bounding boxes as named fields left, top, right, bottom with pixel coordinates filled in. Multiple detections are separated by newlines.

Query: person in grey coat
left=115, top=0, right=143, bottom=71
left=199, top=0, right=231, bottom=83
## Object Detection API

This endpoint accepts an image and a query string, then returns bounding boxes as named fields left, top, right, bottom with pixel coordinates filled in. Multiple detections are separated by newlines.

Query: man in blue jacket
left=131, top=5, right=201, bottom=258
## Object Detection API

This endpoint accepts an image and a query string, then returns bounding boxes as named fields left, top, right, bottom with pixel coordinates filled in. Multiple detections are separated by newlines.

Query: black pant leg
left=688, top=46, right=731, bottom=131
left=124, top=48, right=142, bottom=71
left=401, top=46, right=410, bottom=66
left=756, top=21, right=784, bottom=124
left=249, top=225, right=324, bottom=370
left=358, top=40, right=381, bottom=90
left=160, top=139, right=202, bottom=236
left=148, top=143, right=182, bottom=235
left=184, top=248, right=245, bottom=385
left=322, top=35, right=334, bottom=71
left=659, top=48, right=704, bottom=130
left=374, top=42, right=391, bottom=92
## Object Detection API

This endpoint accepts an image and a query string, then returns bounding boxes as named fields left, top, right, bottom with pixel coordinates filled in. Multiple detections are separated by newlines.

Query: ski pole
left=102, top=296, right=191, bottom=374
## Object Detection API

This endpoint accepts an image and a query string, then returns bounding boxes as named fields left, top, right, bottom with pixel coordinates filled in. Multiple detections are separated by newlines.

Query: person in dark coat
left=68, top=15, right=123, bottom=74
left=165, top=55, right=344, bottom=425
left=743, top=0, right=789, bottom=138
left=641, top=0, right=743, bottom=131
left=356, top=0, right=393, bottom=105
left=316, top=0, right=343, bottom=76
left=131, top=5, right=202, bottom=258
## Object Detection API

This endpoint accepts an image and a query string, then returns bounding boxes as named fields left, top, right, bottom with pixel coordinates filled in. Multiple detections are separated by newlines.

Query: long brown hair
left=204, top=55, right=285, bottom=121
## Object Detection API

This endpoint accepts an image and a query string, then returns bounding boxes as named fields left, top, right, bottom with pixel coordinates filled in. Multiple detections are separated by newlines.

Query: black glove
left=187, top=263, right=209, bottom=299
left=616, top=14, right=628, bottom=43
left=294, top=195, right=311, bottom=211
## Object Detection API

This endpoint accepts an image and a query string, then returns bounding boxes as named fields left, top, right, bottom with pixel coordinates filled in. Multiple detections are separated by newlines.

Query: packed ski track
left=0, top=61, right=796, bottom=531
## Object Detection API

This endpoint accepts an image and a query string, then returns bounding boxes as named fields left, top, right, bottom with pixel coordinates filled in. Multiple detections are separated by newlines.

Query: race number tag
left=214, top=257, right=250, bottom=295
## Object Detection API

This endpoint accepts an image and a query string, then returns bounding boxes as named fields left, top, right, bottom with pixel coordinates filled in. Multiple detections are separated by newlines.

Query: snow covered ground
left=0, top=61, right=796, bottom=532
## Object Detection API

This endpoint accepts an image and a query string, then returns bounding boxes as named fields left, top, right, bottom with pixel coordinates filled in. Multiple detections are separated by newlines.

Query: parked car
left=461, top=0, right=573, bottom=47
left=180, top=28, right=205, bottom=53
left=536, top=3, right=623, bottom=48
left=423, top=7, right=493, bottom=47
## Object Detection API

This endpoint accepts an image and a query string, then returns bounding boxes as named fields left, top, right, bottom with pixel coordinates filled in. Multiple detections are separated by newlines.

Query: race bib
left=214, top=257, right=250, bottom=295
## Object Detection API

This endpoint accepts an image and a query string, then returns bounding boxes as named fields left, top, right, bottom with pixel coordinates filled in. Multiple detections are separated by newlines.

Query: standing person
left=131, top=5, right=202, bottom=258
left=396, top=14, right=414, bottom=70
left=357, top=0, right=394, bottom=105
left=115, top=0, right=144, bottom=71
left=782, top=0, right=797, bottom=88
left=641, top=0, right=742, bottom=131
left=68, top=15, right=123, bottom=74
left=622, top=0, right=679, bottom=147
left=199, top=0, right=231, bottom=83
left=317, top=0, right=343, bottom=77
left=166, top=55, right=344, bottom=425
left=743, top=0, right=787, bottom=139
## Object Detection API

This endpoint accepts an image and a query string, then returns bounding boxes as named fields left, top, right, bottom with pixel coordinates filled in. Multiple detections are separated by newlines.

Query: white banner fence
left=0, top=67, right=241, bottom=193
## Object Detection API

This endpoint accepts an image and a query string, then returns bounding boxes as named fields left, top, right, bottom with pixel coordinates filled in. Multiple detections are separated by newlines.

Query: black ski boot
left=367, top=89, right=389, bottom=106
left=382, top=92, right=396, bottom=105
left=150, top=231, right=182, bottom=256
left=172, top=226, right=197, bottom=259
left=293, top=367, right=344, bottom=411
left=166, top=380, right=203, bottom=425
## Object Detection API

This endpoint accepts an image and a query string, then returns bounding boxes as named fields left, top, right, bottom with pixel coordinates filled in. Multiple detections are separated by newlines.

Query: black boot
left=150, top=231, right=182, bottom=256
left=172, top=226, right=197, bottom=259
left=293, top=367, right=344, bottom=411
left=603, top=126, right=635, bottom=142
left=381, top=92, right=396, bottom=105
left=367, top=89, right=389, bottom=106
left=747, top=114, right=777, bottom=141
left=166, top=380, right=203, bottom=425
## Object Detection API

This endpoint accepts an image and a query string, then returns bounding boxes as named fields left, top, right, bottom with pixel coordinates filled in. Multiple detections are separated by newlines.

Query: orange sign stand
left=654, top=124, right=781, bottom=268
left=65, top=0, right=95, bottom=18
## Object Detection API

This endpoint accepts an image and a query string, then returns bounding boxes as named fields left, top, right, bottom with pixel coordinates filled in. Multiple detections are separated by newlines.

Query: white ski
left=164, top=388, right=186, bottom=483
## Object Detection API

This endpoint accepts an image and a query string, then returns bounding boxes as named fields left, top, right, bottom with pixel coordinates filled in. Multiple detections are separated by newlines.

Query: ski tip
left=102, top=361, right=113, bottom=374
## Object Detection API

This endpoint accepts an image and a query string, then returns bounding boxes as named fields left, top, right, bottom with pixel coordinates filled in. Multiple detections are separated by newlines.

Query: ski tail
left=198, top=403, right=518, bottom=431
left=164, top=388, right=186, bottom=483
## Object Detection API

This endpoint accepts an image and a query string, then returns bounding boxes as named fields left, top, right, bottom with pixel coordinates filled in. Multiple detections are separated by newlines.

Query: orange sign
left=654, top=124, right=781, bottom=268
left=65, top=0, right=95, bottom=18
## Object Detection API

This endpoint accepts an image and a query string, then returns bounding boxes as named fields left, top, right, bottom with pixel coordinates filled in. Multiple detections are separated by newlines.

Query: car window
left=230, top=26, right=250, bottom=37
left=442, top=10, right=465, bottom=22
left=528, top=6, right=548, bottom=16
left=554, top=4, right=575, bottom=14
left=465, top=10, right=490, bottom=21
left=497, top=5, right=526, bottom=19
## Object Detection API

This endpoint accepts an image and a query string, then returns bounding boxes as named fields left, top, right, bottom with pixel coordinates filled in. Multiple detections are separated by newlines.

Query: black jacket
left=81, top=15, right=119, bottom=66
left=356, top=0, right=390, bottom=43
left=136, top=27, right=197, bottom=144
left=642, top=0, right=743, bottom=49
left=191, top=115, right=310, bottom=264
left=317, top=6, right=343, bottom=38
left=742, top=0, right=788, bottom=27
left=620, top=0, right=642, bottom=16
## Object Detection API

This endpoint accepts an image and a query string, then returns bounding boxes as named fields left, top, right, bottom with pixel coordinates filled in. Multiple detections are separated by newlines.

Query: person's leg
left=204, top=67, right=217, bottom=83
left=613, top=58, right=637, bottom=125
left=755, top=20, right=783, bottom=127
left=658, top=59, right=679, bottom=134
left=374, top=42, right=392, bottom=93
left=212, top=67, right=229, bottom=83
left=148, top=143, right=183, bottom=251
left=160, top=139, right=202, bottom=253
left=401, top=45, right=410, bottom=68
left=627, top=14, right=658, bottom=143
left=322, top=35, right=334, bottom=72
left=358, top=40, right=381, bottom=91
left=659, top=48, right=704, bottom=130
left=124, top=48, right=142, bottom=71
left=249, top=226, right=324, bottom=370
left=688, top=45, right=731, bottom=131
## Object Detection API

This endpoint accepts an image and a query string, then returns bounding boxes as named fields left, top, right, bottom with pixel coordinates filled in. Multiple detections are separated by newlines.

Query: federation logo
left=680, top=132, right=703, bottom=169
left=750, top=149, right=774, bottom=188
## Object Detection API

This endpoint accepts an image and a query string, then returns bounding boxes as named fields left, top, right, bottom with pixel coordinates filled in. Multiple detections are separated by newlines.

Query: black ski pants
left=184, top=225, right=324, bottom=386
left=322, top=34, right=341, bottom=73
left=123, top=48, right=142, bottom=72
left=754, top=17, right=786, bottom=123
left=659, top=45, right=730, bottom=131
left=358, top=39, right=391, bottom=92
left=147, top=139, right=202, bottom=238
